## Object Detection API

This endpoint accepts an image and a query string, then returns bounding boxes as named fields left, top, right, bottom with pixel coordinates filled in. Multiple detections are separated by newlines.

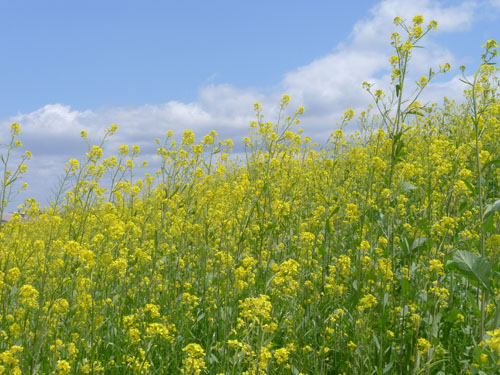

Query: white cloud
left=355, top=0, right=476, bottom=43
left=278, top=0, right=478, bottom=139
left=490, top=0, right=500, bottom=10
left=1, top=0, right=495, bottom=209
left=13, top=104, right=93, bottom=133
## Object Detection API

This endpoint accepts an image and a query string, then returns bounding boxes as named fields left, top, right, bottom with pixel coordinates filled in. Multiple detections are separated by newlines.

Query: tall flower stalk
left=458, top=39, right=498, bottom=339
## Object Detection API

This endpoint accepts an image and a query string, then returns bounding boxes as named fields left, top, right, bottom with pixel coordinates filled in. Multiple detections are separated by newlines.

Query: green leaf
left=393, top=131, right=403, bottom=145
left=401, top=278, right=410, bottom=293
left=317, top=244, right=326, bottom=257
left=406, top=109, right=424, bottom=116
left=463, top=180, right=477, bottom=195
left=411, top=237, right=427, bottom=251
left=431, top=312, right=442, bottom=337
left=372, top=332, right=380, bottom=351
left=208, top=353, right=219, bottom=364
left=483, top=199, right=500, bottom=220
left=383, top=361, right=394, bottom=374
left=196, top=312, right=205, bottom=323
left=448, top=250, right=493, bottom=294
left=493, top=300, right=500, bottom=328
left=481, top=158, right=500, bottom=171
left=401, top=181, right=417, bottom=193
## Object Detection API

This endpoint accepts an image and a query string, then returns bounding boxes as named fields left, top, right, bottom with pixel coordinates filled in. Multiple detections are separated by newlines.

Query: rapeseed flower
left=0, top=14, right=499, bottom=374
left=357, top=294, right=377, bottom=311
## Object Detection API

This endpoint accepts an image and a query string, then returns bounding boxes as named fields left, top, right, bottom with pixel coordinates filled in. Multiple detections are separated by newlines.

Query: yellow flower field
left=1, top=16, right=500, bottom=374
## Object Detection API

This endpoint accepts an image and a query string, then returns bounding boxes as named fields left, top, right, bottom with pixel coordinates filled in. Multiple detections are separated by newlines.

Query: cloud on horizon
left=1, top=0, right=497, bottom=208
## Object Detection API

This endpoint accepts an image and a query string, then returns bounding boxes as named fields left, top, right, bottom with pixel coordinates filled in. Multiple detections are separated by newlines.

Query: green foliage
left=448, top=250, right=493, bottom=294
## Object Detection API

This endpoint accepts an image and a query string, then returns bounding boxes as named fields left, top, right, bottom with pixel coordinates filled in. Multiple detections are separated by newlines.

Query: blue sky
left=0, top=1, right=369, bottom=117
left=1, top=0, right=499, bottom=209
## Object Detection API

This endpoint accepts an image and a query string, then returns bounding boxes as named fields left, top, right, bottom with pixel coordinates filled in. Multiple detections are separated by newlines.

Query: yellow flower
left=393, top=16, right=404, bottom=25
left=417, top=76, right=428, bottom=87
left=428, top=20, right=438, bottom=30
left=56, top=360, right=71, bottom=375
left=239, top=294, right=272, bottom=322
left=10, top=123, right=21, bottom=135
left=357, top=293, right=377, bottom=311
left=87, top=145, right=103, bottom=160
left=344, top=108, right=355, bottom=121
left=274, top=347, right=290, bottom=365
left=19, top=284, right=39, bottom=309
left=52, top=298, right=69, bottom=315
left=429, top=259, right=444, bottom=275
left=281, top=94, right=290, bottom=105
left=119, top=144, right=129, bottom=156
left=272, top=259, right=300, bottom=296
left=412, top=25, right=423, bottom=38
left=417, top=338, right=431, bottom=355
left=181, top=344, right=206, bottom=375
left=360, top=240, right=370, bottom=250
left=486, top=234, right=500, bottom=255
left=146, top=323, right=176, bottom=342
left=202, top=134, right=214, bottom=145
left=144, top=303, right=161, bottom=318
left=389, top=55, right=399, bottom=65
left=412, top=15, right=424, bottom=25
left=482, top=39, right=498, bottom=49
left=485, top=329, right=500, bottom=356
left=5, top=267, right=20, bottom=284
left=182, top=130, right=195, bottom=145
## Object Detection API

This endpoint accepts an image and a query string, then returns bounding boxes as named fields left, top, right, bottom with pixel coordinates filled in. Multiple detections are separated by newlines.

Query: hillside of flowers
left=1, top=16, right=500, bottom=375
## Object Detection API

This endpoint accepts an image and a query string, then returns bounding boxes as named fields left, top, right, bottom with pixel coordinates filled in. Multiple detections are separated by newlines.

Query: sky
left=1, top=0, right=499, bottom=210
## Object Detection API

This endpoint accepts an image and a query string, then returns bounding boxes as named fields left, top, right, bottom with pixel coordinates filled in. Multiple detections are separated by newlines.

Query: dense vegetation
left=1, top=16, right=499, bottom=375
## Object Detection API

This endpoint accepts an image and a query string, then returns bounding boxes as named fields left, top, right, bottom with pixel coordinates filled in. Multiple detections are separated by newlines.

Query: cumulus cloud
left=490, top=0, right=500, bottom=10
left=353, top=0, right=475, bottom=46
left=1, top=0, right=496, bottom=208
left=280, top=0, right=478, bottom=139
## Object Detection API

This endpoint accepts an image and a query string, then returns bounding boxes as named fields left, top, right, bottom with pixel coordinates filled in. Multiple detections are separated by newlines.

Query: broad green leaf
left=196, top=312, right=205, bottom=322
left=483, top=199, right=500, bottom=219
left=383, top=361, right=393, bottom=374
left=411, top=237, right=427, bottom=251
left=401, top=181, right=417, bottom=192
left=208, top=353, right=219, bottom=364
left=449, top=250, right=493, bottom=294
